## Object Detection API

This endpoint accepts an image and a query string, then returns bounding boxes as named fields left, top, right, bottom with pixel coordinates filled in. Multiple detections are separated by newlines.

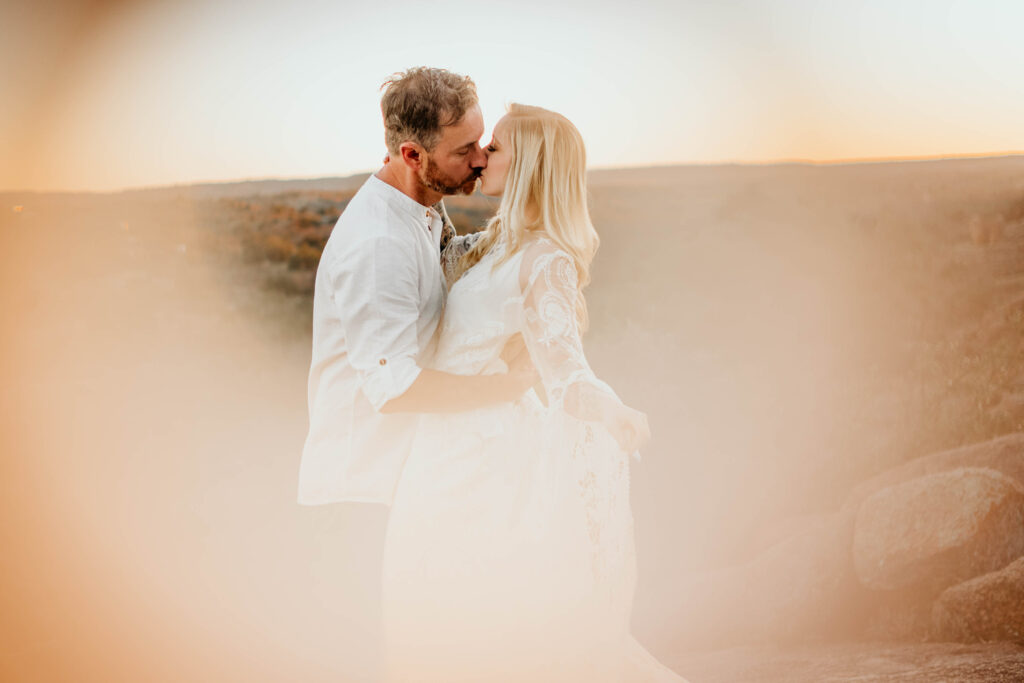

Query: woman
left=381, top=104, right=686, bottom=682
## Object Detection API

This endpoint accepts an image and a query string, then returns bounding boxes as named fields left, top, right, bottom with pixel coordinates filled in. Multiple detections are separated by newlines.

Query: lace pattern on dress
left=519, top=237, right=634, bottom=593
left=570, top=421, right=635, bottom=616
left=520, top=238, right=618, bottom=416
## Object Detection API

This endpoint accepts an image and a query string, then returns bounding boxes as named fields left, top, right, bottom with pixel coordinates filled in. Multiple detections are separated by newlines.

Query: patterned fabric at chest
left=442, top=247, right=524, bottom=337
left=433, top=246, right=526, bottom=372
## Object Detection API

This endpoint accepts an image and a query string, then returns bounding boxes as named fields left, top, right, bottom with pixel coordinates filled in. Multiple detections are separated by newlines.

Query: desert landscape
left=3, top=156, right=1024, bottom=681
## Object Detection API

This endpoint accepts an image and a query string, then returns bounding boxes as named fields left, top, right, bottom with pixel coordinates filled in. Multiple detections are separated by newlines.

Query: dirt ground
left=3, top=159, right=1023, bottom=681
left=670, top=640, right=1024, bottom=682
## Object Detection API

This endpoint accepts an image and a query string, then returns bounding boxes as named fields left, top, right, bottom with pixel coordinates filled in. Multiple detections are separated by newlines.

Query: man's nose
left=472, top=145, right=488, bottom=170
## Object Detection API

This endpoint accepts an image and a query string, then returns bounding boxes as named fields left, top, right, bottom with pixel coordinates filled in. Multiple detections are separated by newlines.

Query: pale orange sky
left=3, top=0, right=1024, bottom=192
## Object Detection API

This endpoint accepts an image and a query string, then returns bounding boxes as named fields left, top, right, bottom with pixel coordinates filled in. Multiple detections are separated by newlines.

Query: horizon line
left=5, top=150, right=1023, bottom=196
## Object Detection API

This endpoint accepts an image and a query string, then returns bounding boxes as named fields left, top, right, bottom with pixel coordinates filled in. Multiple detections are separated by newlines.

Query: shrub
left=288, top=243, right=322, bottom=271
left=262, top=233, right=295, bottom=262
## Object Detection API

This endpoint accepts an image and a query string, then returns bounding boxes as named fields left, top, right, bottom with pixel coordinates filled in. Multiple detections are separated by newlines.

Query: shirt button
left=379, top=358, right=387, bottom=366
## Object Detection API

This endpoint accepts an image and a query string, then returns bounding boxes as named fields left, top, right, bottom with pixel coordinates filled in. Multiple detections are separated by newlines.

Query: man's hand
left=499, top=333, right=527, bottom=367
left=499, top=334, right=538, bottom=397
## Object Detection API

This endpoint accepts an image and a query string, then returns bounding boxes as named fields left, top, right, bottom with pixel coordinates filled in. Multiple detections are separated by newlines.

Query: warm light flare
left=4, top=1, right=1024, bottom=680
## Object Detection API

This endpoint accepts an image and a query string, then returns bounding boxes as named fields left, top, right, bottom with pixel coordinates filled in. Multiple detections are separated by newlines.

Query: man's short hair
left=381, top=67, right=478, bottom=155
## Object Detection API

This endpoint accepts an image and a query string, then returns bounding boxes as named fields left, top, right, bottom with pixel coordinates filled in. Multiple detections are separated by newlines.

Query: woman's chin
left=479, top=181, right=501, bottom=198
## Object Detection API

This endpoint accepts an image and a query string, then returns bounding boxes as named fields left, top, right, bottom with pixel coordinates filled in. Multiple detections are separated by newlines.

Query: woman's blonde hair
left=454, top=103, right=599, bottom=330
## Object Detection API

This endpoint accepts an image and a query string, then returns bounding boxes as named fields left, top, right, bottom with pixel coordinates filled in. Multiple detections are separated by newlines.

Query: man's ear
left=398, top=142, right=424, bottom=170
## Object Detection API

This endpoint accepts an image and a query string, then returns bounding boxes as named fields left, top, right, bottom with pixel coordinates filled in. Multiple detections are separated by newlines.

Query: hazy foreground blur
left=3, top=157, right=1024, bottom=681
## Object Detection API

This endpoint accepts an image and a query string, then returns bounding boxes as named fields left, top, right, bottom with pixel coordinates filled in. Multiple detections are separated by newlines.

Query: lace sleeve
left=436, top=200, right=482, bottom=287
left=519, top=242, right=621, bottom=421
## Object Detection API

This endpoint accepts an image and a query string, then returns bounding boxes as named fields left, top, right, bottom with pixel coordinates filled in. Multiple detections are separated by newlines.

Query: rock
left=853, top=467, right=1024, bottom=593
left=843, top=433, right=1024, bottom=515
left=664, top=509, right=871, bottom=649
left=932, top=556, right=1024, bottom=644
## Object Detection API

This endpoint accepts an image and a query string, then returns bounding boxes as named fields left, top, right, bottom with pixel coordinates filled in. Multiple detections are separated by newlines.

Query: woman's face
left=479, top=116, right=512, bottom=197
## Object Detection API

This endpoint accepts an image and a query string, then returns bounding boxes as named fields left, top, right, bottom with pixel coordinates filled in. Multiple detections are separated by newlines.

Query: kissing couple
left=298, top=66, right=687, bottom=682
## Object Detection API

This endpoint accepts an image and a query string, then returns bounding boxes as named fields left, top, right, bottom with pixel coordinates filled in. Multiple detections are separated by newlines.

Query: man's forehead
left=451, top=131, right=481, bottom=148
left=442, top=106, right=483, bottom=148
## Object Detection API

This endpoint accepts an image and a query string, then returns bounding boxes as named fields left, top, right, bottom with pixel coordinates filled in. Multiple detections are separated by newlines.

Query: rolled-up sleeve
left=327, top=235, right=423, bottom=411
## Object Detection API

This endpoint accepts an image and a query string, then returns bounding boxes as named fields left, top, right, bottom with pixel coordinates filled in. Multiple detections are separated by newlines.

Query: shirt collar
left=366, top=174, right=441, bottom=225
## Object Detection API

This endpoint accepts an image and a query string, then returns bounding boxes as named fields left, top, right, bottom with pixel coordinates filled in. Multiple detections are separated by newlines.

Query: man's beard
left=421, top=158, right=479, bottom=196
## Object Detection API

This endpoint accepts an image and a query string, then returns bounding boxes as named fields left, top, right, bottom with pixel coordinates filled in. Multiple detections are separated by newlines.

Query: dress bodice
left=430, top=240, right=525, bottom=376
left=431, top=234, right=627, bottom=423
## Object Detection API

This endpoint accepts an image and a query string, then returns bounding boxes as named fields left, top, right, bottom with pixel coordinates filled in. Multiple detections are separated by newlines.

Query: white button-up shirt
left=298, top=174, right=445, bottom=506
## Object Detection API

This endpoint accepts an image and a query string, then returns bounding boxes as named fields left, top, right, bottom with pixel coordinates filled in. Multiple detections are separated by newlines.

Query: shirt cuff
left=360, top=354, right=422, bottom=412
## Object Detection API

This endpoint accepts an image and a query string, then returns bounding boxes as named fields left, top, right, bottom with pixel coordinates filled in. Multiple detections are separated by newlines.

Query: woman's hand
left=604, top=403, right=651, bottom=453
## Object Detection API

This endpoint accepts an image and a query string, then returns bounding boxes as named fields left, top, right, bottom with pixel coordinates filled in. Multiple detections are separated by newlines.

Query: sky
left=3, top=0, right=1024, bottom=192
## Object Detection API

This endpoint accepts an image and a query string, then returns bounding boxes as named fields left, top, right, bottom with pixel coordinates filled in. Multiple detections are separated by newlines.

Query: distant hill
left=5, top=155, right=1024, bottom=201
left=121, top=173, right=375, bottom=201
left=0, top=173, right=373, bottom=202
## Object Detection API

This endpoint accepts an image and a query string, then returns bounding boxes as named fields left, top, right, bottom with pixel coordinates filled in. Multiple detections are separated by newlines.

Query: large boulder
left=843, top=433, right=1024, bottom=515
left=932, top=556, right=1024, bottom=644
left=662, top=508, right=870, bottom=649
left=853, top=467, right=1024, bottom=593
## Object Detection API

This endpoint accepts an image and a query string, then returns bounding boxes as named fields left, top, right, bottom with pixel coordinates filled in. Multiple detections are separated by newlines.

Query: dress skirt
left=380, top=396, right=645, bottom=682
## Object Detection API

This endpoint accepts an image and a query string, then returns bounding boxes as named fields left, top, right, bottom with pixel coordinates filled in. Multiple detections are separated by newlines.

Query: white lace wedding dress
left=381, top=236, right=686, bottom=682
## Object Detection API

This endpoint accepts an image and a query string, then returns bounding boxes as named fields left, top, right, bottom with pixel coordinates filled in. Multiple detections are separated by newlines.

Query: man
left=299, top=66, right=533, bottom=504
left=296, top=67, right=533, bottom=676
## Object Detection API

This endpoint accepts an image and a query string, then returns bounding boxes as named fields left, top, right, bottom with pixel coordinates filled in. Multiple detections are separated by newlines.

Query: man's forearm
left=379, top=369, right=522, bottom=414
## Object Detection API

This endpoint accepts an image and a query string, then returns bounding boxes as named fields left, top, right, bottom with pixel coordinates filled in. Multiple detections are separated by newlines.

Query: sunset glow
left=4, top=0, right=1024, bottom=192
